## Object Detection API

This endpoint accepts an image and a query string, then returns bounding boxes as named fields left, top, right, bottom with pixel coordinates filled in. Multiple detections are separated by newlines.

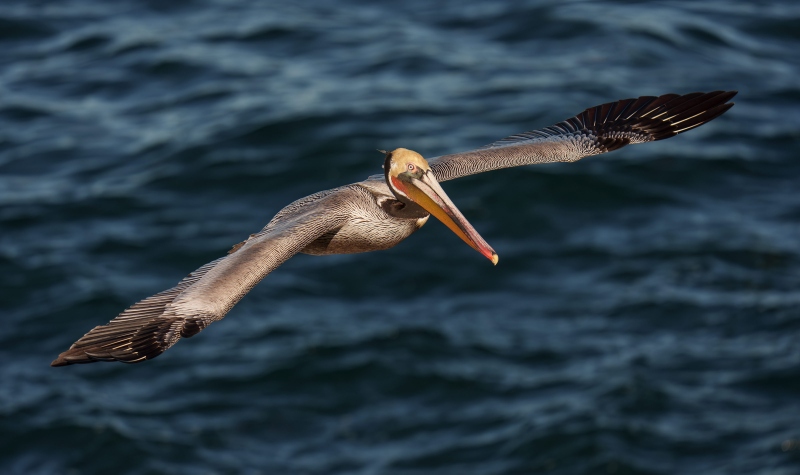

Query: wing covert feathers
left=429, top=91, right=736, bottom=182
left=51, top=187, right=356, bottom=366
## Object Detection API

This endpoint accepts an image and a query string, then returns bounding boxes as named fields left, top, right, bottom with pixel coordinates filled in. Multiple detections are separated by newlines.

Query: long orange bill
left=397, top=171, right=498, bottom=265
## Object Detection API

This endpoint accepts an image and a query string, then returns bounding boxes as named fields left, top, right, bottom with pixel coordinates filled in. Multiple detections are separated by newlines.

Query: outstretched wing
left=429, top=91, right=736, bottom=182
left=51, top=186, right=360, bottom=366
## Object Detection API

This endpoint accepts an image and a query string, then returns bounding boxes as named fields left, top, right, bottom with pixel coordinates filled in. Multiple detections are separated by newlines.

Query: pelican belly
left=301, top=214, right=424, bottom=255
left=294, top=180, right=430, bottom=256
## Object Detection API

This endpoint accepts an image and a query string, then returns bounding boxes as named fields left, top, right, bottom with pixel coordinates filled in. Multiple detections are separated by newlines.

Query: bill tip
left=491, top=253, right=499, bottom=265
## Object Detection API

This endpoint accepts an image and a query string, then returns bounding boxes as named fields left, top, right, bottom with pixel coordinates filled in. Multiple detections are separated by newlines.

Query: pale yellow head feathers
left=387, top=148, right=430, bottom=178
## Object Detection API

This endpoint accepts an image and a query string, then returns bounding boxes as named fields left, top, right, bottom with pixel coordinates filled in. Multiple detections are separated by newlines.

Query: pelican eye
left=407, top=163, right=415, bottom=172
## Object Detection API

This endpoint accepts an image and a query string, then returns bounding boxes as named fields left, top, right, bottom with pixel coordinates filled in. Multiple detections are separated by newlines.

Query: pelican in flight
left=52, top=91, right=736, bottom=366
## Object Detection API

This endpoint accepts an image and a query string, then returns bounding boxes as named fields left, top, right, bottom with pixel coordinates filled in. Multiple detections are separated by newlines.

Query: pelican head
left=383, top=148, right=498, bottom=265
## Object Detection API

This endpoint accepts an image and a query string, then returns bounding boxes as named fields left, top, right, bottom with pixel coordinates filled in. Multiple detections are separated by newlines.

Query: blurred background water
left=1, top=0, right=799, bottom=473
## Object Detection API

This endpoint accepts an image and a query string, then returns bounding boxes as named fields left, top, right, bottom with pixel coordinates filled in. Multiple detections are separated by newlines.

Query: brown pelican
left=52, top=91, right=736, bottom=366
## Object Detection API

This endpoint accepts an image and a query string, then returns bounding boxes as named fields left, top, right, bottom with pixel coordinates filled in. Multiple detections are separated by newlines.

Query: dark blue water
left=2, top=1, right=799, bottom=473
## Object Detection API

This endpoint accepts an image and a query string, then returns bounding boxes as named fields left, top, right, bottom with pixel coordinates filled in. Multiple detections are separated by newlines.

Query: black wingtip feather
left=51, top=317, right=182, bottom=366
left=51, top=257, right=227, bottom=367
left=588, top=90, right=737, bottom=143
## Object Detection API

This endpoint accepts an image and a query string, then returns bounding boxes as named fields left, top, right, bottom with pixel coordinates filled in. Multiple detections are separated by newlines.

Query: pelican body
left=52, top=91, right=736, bottom=366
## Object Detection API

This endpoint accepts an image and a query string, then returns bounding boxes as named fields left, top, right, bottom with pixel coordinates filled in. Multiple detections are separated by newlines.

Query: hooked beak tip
left=490, top=253, right=499, bottom=266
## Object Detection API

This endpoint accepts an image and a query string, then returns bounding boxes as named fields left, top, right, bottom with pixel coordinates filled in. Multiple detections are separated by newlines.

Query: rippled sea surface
left=2, top=1, right=799, bottom=473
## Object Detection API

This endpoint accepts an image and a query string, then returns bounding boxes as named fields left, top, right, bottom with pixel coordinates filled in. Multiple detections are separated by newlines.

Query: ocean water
left=1, top=0, right=799, bottom=473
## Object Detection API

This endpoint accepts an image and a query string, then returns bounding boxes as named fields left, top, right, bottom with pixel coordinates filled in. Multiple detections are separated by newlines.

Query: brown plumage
left=52, top=91, right=736, bottom=366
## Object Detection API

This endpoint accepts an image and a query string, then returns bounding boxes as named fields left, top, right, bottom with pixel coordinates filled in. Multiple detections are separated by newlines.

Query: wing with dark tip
left=51, top=186, right=361, bottom=366
left=429, top=91, right=737, bottom=182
